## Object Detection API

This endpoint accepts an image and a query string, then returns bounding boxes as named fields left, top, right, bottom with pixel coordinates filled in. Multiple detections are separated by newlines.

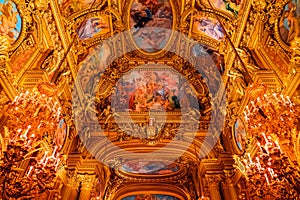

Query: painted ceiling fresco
left=121, top=160, right=179, bottom=175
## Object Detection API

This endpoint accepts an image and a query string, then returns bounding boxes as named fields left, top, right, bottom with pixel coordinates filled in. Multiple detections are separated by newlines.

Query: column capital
left=78, top=174, right=97, bottom=190
left=204, top=174, right=222, bottom=187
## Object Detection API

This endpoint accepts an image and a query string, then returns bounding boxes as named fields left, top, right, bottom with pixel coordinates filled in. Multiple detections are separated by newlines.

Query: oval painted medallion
left=278, top=0, right=299, bottom=45
left=234, top=118, right=246, bottom=151
left=129, top=0, right=173, bottom=53
left=121, top=160, right=179, bottom=175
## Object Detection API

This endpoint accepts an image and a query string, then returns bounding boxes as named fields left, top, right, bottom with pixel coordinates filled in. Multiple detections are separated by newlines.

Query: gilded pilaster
left=62, top=170, right=79, bottom=199
left=78, top=174, right=96, bottom=200
left=221, top=171, right=238, bottom=200
left=205, top=175, right=222, bottom=200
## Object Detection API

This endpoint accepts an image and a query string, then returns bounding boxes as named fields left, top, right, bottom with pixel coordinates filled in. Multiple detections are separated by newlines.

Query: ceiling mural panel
left=121, top=160, right=179, bottom=175
left=129, top=0, right=173, bottom=53
left=112, top=67, right=184, bottom=112
left=278, top=0, right=299, bottom=45
left=233, top=117, right=246, bottom=152
left=76, top=15, right=110, bottom=40
left=200, top=0, right=243, bottom=17
left=192, top=15, right=225, bottom=41
left=189, top=9, right=230, bottom=50
left=54, top=118, right=68, bottom=151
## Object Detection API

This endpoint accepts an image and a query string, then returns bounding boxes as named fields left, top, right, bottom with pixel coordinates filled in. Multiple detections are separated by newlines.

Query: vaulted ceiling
left=0, top=0, right=299, bottom=199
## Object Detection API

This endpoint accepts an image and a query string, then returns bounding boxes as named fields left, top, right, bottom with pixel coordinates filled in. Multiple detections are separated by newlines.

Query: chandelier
left=245, top=83, right=298, bottom=141
left=0, top=83, right=62, bottom=199
left=234, top=83, right=300, bottom=200
left=234, top=132, right=300, bottom=199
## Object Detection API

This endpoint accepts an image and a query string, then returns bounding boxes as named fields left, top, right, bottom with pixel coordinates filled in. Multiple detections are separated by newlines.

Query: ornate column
left=221, top=171, right=238, bottom=200
left=62, top=184, right=78, bottom=200
left=205, top=175, right=222, bottom=200
left=62, top=171, right=79, bottom=199
left=78, top=174, right=96, bottom=200
left=221, top=181, right=231, bottom=200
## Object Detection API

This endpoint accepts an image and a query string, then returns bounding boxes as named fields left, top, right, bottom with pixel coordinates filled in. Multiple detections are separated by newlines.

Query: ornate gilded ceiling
left=0, top=0, right=299, bottom=199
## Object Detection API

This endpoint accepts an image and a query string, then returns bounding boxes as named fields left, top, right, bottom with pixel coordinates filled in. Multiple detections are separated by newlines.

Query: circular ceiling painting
left=0, top=0, right=22, bottom=43
left=279, top=0, right=299, bottom=45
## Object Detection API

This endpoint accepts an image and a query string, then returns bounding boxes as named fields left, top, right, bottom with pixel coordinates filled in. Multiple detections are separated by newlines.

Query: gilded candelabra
left=234, top=84, right=300, bottom=200
left=234, top=133, right=300, bottom=199
left=245, top=86, right=298, bottom=140
left=0, top=83, right=62, bottom=200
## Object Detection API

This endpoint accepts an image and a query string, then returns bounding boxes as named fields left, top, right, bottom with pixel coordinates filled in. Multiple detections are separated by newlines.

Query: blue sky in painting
left=0, top=0, right=22, bottom=39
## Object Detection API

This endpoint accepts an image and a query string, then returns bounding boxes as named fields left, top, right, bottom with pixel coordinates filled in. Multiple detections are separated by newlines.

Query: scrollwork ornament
left=266, top=2, right=285, bottom=26
left=252, top=0, right=267, bottom=13
left=204, top=174, right=222, bottom=186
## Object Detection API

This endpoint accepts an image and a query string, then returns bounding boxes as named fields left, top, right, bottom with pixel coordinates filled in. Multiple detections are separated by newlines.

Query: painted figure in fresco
left=132, top=6, right=153, bottom=29
left=144, top=0, right=159, bottom=6
left=279, top=1, right=300, bottom=44
left=194, top=17, right=224, bottom=40
left=115, top=70, right=181, bottom=112
left=130, top=0, right=173, bottom=52
left=224, top=0, right=242, bottom=16
left=280, top=10, right=290, bottom=42
left=153, top=4, right=172, bottom=19
left=133, top=27, right=169, bottom=51
left=61, top=0, right=82, bottom=14
left=77, top=17, right=108, bottom=40
left=212, top=52, right=225, bottom=74
left=286, top=2, right=299, bottom=43
left=205, top=0, right=242, bottom=16
left=54, top=119, right=67, bottom=150
left=235, top=119, right=246, bottom=150
left=0, top=2, right=18, bottom=40
left=213, top=0, right=227, bottom=10
left=122, top=161, right=179, bottom=175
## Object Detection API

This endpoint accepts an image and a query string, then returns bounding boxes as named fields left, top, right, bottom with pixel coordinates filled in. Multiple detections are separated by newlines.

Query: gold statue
left=227, top=67, right=246, bottom=97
